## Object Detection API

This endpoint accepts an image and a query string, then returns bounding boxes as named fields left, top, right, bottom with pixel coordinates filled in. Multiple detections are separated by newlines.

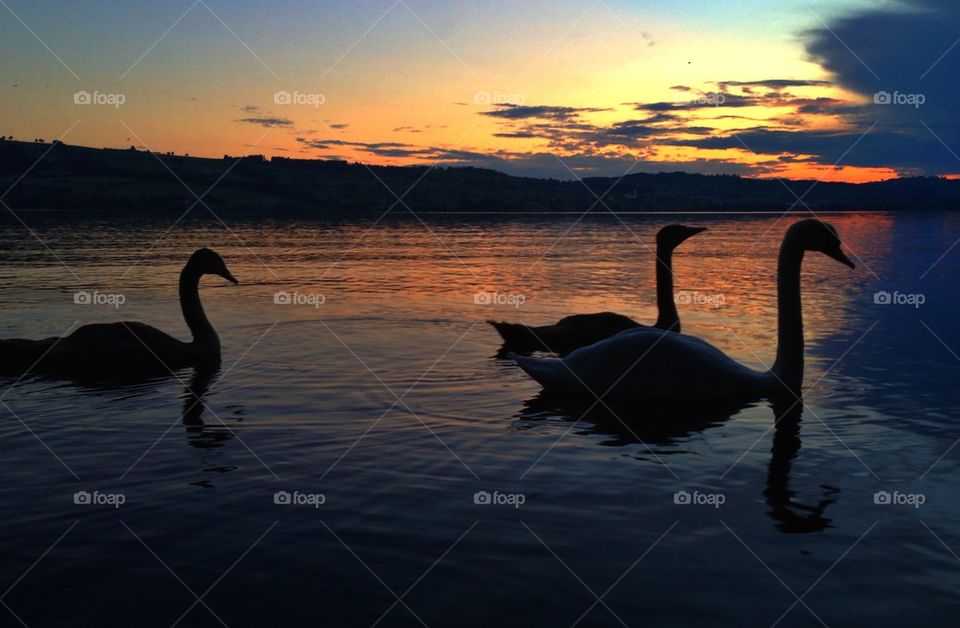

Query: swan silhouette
left=0, top=248, right=237, bottom=378
left=511, top=219, right=854, bottom=401
left=488, top=224, right=706, bottom=354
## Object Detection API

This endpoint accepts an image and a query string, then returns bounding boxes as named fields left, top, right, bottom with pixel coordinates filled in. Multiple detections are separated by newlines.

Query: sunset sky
left=3, top=0, right=959, bottom=181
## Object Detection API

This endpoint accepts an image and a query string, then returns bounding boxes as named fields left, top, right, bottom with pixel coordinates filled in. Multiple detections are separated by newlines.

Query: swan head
left=657, top=224, right=707, bottom=249
left=789, top=219, right=855, bottom=269
left=188, top=248, right=239, bottom=284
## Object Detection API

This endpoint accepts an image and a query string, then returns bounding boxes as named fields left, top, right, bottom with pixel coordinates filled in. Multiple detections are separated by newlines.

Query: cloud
left=716, top=79, right=832, bottom=90
left=480, top=104, right=609, bottom=120
left=493, top=131, right=539, bottom=139
left=665, top=128, right=923, bottom=167
left=237, top=116, right=293, bottom=128
left=800, top=0, right=960, bottom=174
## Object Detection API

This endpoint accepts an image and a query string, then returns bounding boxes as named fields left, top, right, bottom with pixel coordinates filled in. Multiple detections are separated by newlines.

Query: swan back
left=514, top=328, right=771, bottom=401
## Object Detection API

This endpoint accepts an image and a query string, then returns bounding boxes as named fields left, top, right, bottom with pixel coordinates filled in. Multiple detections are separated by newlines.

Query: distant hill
left=1, top=139, right=958, bottom=213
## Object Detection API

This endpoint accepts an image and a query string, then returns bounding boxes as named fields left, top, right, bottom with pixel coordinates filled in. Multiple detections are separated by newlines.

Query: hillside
left=1, top=139, right=958, bottom=213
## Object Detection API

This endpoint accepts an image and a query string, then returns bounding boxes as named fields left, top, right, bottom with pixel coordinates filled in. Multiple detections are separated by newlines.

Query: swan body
left=513, top=327, right=774, bottom=402
left=0, top=248, right=237, bottom=377
left=511, top=219, right=855, bottom=402
left=489, top=311, right=639, bottom=354
left=489, top=224, right=705, bottom=354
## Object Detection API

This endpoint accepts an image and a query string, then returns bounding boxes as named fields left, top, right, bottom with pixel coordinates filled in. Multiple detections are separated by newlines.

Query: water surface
left=1, top=210, right=958, bottom=627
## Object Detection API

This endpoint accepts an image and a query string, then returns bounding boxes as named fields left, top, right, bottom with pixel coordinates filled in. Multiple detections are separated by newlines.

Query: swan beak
left=221, top=271, right=239, bottom=285
left=829, top=248, right=856, bottom=269
left=679, top=226, right=707, bottom=241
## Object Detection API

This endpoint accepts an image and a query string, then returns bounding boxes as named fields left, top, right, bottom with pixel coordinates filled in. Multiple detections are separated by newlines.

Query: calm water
left=1, top=211, right=959, bottom=627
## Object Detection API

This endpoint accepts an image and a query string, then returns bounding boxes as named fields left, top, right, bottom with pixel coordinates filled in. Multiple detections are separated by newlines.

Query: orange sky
left=2, top=0, right=954, bottom=181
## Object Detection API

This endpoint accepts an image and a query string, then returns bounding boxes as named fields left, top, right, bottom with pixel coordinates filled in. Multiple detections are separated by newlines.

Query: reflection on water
left=765, top=400, right=839, bottom=534
left=516, top=390, right=838, bottom=533
left=1, top=211, right=960, bottom=627
left=180, top=366, right=243, bottom=453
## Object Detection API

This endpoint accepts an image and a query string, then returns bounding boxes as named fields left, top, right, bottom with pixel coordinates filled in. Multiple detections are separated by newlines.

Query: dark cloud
left=237, top=116, right=293, bottom=128
left=801, top=0, right=960, bottom=174
left=493, top=131, right=539, bottom=139
left=666, top=128, right=943, bottom=172
left=295, top=132, right=756, bottom=179
left=626, top=94, right=755, bottom=111
left=717, top=79, right=832, bottom=90
left=480, top=104, right=609, bottom=120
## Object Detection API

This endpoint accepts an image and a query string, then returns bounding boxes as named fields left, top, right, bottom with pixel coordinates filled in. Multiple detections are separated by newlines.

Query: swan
left=511, top=219, right=854, bottom=402
left=0, top=248, right=237, bottom=377
left=488, top=224, right=705, bottom=354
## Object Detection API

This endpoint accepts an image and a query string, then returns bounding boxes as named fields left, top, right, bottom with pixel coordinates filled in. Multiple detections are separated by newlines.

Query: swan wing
left=491, top=312, right=643, bottom=354
left=56, top=322, right=192, bottom=371
left=518, top=328, right=766, bottom=400
left=554, top=312, right=640, bottom=332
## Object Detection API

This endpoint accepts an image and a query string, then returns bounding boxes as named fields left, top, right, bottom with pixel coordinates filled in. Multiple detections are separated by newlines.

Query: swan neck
left=772, top=239, right=804, bottom=390
left=653, top=241, right=679, bottom=331
left=179, top=267, right=218, bottom=348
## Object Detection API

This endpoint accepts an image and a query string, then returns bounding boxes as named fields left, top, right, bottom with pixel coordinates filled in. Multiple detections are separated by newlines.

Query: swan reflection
left=180, top=366, right=242, bottom=452
left=516, top=394, right=838, bottom=533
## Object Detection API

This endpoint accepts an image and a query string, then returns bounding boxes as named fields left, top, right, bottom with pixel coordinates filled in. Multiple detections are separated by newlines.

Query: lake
left=1, top=210, right=958, bottom=627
